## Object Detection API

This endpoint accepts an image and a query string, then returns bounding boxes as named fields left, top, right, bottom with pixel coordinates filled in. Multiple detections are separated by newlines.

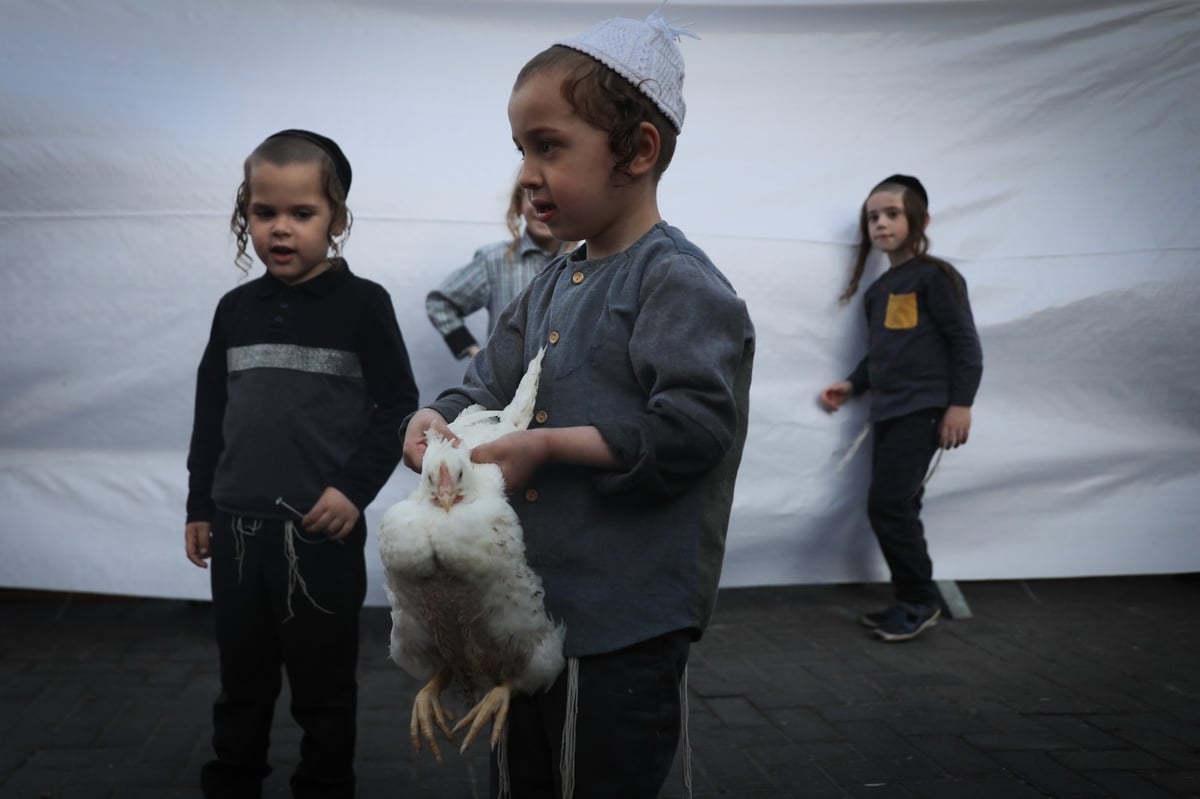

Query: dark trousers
left=201, top=511, right=367, bottom=799
left=490, top=629, right=691, bottom=799
left=868, top=407, right=943, bottom=608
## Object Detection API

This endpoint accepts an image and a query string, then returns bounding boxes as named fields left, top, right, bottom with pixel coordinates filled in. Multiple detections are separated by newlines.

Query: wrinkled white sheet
left=2, top=0, right=1197, bottom=604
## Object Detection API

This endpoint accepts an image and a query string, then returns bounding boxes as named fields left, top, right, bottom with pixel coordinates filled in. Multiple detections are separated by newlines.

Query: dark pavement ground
left=2, top=574, right=1198, bottom=798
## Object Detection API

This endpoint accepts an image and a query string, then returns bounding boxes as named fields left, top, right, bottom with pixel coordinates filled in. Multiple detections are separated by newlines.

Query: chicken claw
left=411, top=671, right=455, bottom=762
left=452, top=681, right=513, bottom=753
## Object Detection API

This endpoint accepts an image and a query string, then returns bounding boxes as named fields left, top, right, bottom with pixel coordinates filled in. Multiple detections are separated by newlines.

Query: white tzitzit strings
left=833, top=421, right=946, bottom=497
left=281, top=520, right=333, bottom=622
left=559, top=657, right=580, bottom=799
left=915, top=448, right=944, bottom=497
left=833, top=421, right=872, bottom=474
left=231, top=516, right=261, bottom=583
left=680, top=665, right=693, bottom=799
left=496, top=729, right=511, bottom=799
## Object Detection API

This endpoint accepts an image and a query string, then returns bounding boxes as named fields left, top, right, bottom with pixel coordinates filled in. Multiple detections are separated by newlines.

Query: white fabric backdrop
left=2, top=0, right=1197, bottom=605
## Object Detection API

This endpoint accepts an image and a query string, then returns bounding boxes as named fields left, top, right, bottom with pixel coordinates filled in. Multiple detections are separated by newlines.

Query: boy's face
left=247, top=161, right=337, bottom=285
left=509, top=69, right=627, bottom=258
left=865, top=190, right=912, bottom=261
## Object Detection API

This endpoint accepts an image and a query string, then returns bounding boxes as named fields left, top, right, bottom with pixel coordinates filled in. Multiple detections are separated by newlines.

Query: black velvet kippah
left=876, top=173, right=927, bottom=207
left=266, top=129, right=352, bottom=196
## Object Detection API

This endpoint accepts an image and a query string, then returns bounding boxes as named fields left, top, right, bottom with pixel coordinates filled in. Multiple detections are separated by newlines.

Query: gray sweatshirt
left=422, top=222, right=755, bottom=657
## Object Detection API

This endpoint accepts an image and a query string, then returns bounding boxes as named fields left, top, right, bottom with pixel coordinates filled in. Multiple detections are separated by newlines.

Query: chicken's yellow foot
left=452, top=680, right=514, bottom=753
left=410, top=671, right=455, bottom=763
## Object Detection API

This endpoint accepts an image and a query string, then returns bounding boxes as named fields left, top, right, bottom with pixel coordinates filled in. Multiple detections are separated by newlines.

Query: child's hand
left=402, top=409, right=454, bottom=473
left=471, top=430, right=549, bottom=493
left=185, top=522, right=211, bottom=568
left=819, top=381, right=853, bottom=413
left=940, top=405, right=972, bottom=449
left=304, top=487, right=360, bottom=540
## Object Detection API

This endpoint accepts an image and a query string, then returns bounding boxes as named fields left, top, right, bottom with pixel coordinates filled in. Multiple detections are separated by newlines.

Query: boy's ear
left=628, top=121, right=661, bottom=178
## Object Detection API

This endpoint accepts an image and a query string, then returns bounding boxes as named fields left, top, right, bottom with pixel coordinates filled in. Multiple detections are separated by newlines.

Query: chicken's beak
left=436, top=462, right=456, bottom=512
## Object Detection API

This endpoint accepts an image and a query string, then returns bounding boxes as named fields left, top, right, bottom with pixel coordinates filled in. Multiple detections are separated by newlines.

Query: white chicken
left=379, top=347, right=564, bottom=762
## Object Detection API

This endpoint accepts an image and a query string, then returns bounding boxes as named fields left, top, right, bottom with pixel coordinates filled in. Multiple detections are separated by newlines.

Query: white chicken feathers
left=378, top=346, right=563, bottom=756
left=446, top=346, right=546, bottom=449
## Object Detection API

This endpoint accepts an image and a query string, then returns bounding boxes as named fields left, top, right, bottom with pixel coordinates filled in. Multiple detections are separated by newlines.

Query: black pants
left=201, top=511, right=366, bottom=799
left=490, top=629, right=691, bottom=799
left=868, top=408, right=943, bottom=608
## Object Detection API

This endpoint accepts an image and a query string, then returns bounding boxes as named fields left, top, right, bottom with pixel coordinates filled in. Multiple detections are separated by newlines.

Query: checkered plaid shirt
left=426, top=232, right=567, bottom=359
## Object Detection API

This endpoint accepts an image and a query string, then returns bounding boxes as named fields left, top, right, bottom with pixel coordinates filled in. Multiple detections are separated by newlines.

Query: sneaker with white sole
left=870, top=603, right=941, bottom=642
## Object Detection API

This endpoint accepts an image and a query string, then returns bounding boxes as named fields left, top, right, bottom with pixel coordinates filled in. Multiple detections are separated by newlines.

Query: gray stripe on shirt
left=227, top=344, right=363, bottom=378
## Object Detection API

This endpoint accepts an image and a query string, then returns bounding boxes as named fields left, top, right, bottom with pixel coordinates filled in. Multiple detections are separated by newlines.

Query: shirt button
left=524, top=488, right=539, bottom=502
left=548, top=331, right=560, bottom=344
left=534, top=410, right=548, bottom=424
left=571, top=271, right=585, bottom=284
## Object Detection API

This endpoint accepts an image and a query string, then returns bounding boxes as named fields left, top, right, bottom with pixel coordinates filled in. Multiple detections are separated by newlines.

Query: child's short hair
left=515, top=45, right=678, bottom=182
left=230, top=131, right=353, bottom=274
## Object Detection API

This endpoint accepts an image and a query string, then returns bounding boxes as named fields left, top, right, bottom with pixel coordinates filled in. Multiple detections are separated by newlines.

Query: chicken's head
left=420, top=428, right=476, bottom=512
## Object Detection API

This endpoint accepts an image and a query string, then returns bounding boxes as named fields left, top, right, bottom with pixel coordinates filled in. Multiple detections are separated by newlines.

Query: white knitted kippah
left=555, top=3, right=698, bottom=133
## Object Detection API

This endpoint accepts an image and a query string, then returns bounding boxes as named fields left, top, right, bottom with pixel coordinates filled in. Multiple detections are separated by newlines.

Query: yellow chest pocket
left=884, top=292, right=918, bottom=329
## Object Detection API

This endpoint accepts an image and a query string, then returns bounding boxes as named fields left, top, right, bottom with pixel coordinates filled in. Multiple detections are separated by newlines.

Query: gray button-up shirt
left=424, top=223, right=755, bottom=657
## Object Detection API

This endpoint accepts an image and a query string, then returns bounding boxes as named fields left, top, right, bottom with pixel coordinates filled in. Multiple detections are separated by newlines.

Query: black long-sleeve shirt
left=846, top=257, right=982, bottom=422
left=186, top=261, right=419, bottom=522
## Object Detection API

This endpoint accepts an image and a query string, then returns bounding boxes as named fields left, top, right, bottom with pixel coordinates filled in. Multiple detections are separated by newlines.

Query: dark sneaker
left=859, top=605, right=899, bottom=629
left=872, top=603, right=941, bottom=642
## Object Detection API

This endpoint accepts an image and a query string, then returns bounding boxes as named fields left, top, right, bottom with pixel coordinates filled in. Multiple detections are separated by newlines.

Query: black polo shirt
left=186, top=261, right=419, bottom=522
